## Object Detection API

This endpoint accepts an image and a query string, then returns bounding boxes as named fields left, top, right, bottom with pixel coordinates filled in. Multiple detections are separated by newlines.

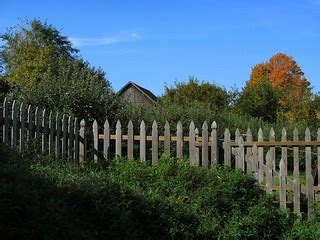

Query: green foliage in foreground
left=1, top=143, right=320, bottom=239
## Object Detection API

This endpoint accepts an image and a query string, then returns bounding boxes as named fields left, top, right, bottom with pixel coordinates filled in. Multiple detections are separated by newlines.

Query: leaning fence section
left=226, top=127, right=320, bottom=219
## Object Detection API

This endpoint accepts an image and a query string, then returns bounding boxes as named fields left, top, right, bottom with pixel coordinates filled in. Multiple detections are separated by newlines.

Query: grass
left=0, top=143, right=317, bottom=239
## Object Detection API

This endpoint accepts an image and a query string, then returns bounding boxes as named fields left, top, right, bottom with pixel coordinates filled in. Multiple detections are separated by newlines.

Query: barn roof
left=118, top=81, right=158, bottom=103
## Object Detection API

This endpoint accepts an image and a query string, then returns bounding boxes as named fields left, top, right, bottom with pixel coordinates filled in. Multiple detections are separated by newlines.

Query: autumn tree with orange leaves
left=238, top=53, right=312, bottom=123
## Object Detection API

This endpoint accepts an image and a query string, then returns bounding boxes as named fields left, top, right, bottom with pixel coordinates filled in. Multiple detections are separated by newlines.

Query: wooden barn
left=118, top=81, right=158, bottom=106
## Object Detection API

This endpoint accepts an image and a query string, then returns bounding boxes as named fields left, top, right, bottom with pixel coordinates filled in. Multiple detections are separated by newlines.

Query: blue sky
left=1, top=0, right=320, bottom=96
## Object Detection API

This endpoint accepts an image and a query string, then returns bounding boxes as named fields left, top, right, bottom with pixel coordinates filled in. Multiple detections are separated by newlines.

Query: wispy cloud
left=70, top=32, right=141, bottom=47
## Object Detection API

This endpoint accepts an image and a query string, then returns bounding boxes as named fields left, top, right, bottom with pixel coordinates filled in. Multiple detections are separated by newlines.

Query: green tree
left=235, top=76, right=279, bottom=122
left=161, top=76, right=229, bottom=109
left=0, top=19, right=78, bottom=89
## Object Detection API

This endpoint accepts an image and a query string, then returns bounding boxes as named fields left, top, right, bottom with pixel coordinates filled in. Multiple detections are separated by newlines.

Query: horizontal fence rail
left=1, top=98, right=320, bottom=219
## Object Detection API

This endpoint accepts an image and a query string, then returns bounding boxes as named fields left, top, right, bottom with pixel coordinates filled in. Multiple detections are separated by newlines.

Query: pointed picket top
left=224, top=128, right=230, bottom=139
left=211, top=121, right=217, bottom=129
left=93, top=119, right=98, bottom=130
left=152, top=120, right=157, bottom=130
left=246, top=128, right=252, bottom=141
left=80, top=119, right=86, bottom=127
left=195, top=127, right=199, bottom=136
left=202, top=121, right=208, bottom=131
left=128, top=120, right=133, bottom=130
left=258, top=128, right=263, bottom=141
left=235, top=128, right=240, bottom=142
left=305, top=127, right=311, bottom=141
left=189, top=121, right=195, bottom=131
left=177, top=121, right=182, bottom=133
left=140, top=120, right=145, bottom=130
left=269, top=127, right=275, bottom=141
left=293, top=128, right=299, bottom=141
left=116, top=120, right=121, bottom=129
left=281, top=127, right=287, bottom=141
left=165, top=121, right=170, bottom=132
left=104, top=118, right=110, bottom=129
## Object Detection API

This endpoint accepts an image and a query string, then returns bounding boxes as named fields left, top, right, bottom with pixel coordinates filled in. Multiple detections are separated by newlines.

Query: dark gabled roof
left=118, top=81, right=158, bottom=103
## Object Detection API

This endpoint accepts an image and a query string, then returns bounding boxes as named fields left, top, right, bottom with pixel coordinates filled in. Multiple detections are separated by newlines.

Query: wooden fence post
left=93, top=120, right=98, bottom=163
left=189, top=122, right=196, bottom=166
left=79, top=119, right=86, bottom=165
left=211, top=121, right=218, bottom=166
left=11, top=100, right=17, bottom=147
left=176, top=121, right=183, bottom=158
left=19, top=102, right=25, bottom=151
left=140, top=120, right=146, bottom=161
left=3, top=98, right=9, bottom=144
left=152, top=120, right=158, bottom=165
left=164, top=121, right=170, bottom=157
left=127, top=120, right=134, bottom=160
left=293, top=128, right=301, bottom=216
left=234, top=129, right=240, bottom=168
left=103, top=119, right=110, bottom=160
left=238, top=136, right=245, bottom=170
left=281, top=128, right=288, bottom=178
left=116, top=120, right=122, bottom=157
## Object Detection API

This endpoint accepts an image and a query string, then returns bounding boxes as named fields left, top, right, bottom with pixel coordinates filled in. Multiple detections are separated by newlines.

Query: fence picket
left=279, top=158, right=286, bottom=209
left=266, top=151, right=273, bottom=193
left=176, top=121, right=183, bottom=158
left=116, top=120, right=122, bottom=157
left=27, top=105, right=33, bottom=141
left=11, top=100, right=17, bottom=147
left=48, top=112, right=54, bottom=154
left=234, top=128, right=240, bottom=168
left=164, top=121, right=170, bottom=157
left=79, top=119, right=86, bottom=165
left=103, top=119, right=110, bottom=160
left=223, top=128, right=231, bottom=166
left=55, top=113, right=61, bottom=157
left=42, top=109, right=48, bottom=153
left=74, top=118, right=79, bottom=162
left=128, top=120, right=134, bottom=160
left=140, top=120, right=146, bottom=161
left=269, top=128, right=276, bottom=171
left=3, top=98, right=9, bottom=144
left=293, top=128, right=300, bottom=216
left=211, top=121, right=218, bottom=166
left=305, top=127, right=314, bottom=219
left=238, top=136, right=245, bottom=170
left=93, top=120, right=98, bottom=163
left=202, top=121, right=209, bottom=167
left=19, top=103, right=25, bottom=151
left=35, top=107, right=40, bottom=140
left=189, top=122, right=196, bottom=166
left=252, top=143, right=258, bottom=174
left=281, top=128, right=288, bottom=178
left=68, top=116, right=74, bottom=160
left=246, top=128, right=253, bottom=173
left=152, top=120, right=158, bottom=165
left=62, top=115, right=67, bottom=158
left=258, top=128, right=264, bottom=184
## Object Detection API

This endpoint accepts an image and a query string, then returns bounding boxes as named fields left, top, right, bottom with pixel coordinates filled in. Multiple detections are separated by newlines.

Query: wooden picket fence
left=224, top=127, right=320, bottom=219
left=2, top=98, right=320, bottom=218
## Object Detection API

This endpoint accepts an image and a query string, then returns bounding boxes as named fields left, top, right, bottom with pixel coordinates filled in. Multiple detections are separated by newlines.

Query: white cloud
left=70, top=32, right=140, bottom=47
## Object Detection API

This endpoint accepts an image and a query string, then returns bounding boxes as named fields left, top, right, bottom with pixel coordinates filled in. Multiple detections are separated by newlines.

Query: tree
left=0, top=19, right=78, bottom=88
left=236, top=77, right=278, bottom=122
left=161, top=76, right=229, bottom=109
left=243, top=53, right=312, bottom=122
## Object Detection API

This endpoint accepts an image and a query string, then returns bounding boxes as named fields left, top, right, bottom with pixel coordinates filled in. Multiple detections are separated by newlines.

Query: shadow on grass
left=0, top=144, right=197, bottom=240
